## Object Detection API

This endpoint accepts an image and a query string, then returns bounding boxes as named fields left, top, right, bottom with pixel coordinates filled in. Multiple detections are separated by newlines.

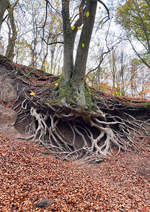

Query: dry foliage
left=0, top=132, right=150, bottom=211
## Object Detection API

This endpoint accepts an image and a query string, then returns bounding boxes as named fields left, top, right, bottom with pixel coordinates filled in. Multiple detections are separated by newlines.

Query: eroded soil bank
left=0, top=55, right=150, bottom=211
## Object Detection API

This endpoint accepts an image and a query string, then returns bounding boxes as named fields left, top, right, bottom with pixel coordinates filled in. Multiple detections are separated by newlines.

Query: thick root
left=20, top=105, right=146, bottom=162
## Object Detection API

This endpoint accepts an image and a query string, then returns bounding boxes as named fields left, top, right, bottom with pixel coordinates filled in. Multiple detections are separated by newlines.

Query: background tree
left=116, top=0, right=150, bottom=68
left=5, top=0, right=19, bottom=60
left=0, top=0, right=9, bottom=28
left=14, top=0, right=62, bottom=73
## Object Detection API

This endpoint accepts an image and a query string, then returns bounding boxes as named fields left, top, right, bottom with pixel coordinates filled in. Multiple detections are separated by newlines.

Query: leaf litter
left=0, top=132, right=150, bottom=211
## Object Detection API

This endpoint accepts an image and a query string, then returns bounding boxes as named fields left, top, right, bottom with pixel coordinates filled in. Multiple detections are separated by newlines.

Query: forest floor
left=0, top=55, right=150, bottom=211
left=0, top=127, right=150, bottom=211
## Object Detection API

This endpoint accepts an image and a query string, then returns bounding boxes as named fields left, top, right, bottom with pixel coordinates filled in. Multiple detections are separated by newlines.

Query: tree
left=5, top=0, right=19, bottom=60
left=0, top=0, right=9, bottom=28
left=116, top=0, right=150, bottom=68
left=58, top=0, right=110, bottom=106
left=0, top=0, right=18, bottom=60
left=10, top=0, right=63, bottom=73
left=0, top=0, right=149, bottom=163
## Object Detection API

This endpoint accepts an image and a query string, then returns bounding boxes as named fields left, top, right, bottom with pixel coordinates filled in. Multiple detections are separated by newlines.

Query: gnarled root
left=23, top=105, right=146, bottom=163
left=13, top=86, right=149, bottom=163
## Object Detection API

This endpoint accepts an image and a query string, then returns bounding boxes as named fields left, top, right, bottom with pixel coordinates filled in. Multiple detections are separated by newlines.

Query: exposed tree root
left=13, top=88, right=150, bottom=163
left=1, top=55, right=150, bottom=163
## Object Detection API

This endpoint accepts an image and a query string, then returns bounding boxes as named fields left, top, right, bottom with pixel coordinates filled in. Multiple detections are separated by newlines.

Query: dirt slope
left=0, top=55, right=150, bottom=211
left=0, top=130, right=150, bottom=211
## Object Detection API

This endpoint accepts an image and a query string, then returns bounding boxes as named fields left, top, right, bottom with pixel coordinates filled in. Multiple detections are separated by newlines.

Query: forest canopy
left=116, top=0, right=150, bottom=68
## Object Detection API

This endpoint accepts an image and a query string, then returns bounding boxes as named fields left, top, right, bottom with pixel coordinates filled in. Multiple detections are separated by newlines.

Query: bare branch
left=42, top=38, right=64, bottom=45
left=97, top=0, right=110, bottom=23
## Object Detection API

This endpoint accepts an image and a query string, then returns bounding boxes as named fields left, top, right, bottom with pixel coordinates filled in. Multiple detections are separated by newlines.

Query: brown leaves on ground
left=0, top=132, right=150, bottom=211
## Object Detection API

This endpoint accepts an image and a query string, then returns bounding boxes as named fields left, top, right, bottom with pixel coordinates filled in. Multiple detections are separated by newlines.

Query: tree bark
left=62, top=0, right=75, bottom=84
left=0, top=0, right=9, bottom=28
left=73, top=0, right=97, bottom=86
left=61, top=0, right=97, bottom=106
left=6, top=4, right=17, bottom=60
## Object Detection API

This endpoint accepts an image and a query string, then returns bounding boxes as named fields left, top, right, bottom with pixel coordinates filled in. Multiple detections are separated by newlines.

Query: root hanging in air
left=18, top=104, right=147, bottom=163
left=12, top=80, right=150, bottom=163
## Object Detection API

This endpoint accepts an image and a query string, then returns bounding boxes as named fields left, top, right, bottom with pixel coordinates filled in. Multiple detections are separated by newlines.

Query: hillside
left=0, top=130, right=150, bottom=211
left=0, top=55, right=150, bottom=211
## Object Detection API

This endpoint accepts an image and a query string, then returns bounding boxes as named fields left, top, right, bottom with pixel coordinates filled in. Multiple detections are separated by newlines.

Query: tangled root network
left=14, top=94, right=149, bottom=164
left=1, top=55, right=149, bottom=163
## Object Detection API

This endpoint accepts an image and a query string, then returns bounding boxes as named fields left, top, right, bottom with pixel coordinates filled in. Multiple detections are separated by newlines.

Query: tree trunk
left=6, top=4, right=17, bottom=60
left=61, top=0, right=75, bottom=84
left=72, top=0, right=97, bottom=105
left=61, top=0, right=97, bottom=106
left=0, top=0, right=9, bottom=28
left=73, top=0, right=97, bottom=86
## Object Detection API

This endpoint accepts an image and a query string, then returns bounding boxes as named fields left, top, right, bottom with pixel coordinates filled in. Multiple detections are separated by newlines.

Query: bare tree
left=5, top=0, right=19, bottom=60
left=0, top=0, right=9, bottom=29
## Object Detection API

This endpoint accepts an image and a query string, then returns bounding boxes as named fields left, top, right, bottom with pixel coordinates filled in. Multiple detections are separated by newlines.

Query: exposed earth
left=0, top=55, right=150, bottom=211
left=0, top=88, right=150, bottom=211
